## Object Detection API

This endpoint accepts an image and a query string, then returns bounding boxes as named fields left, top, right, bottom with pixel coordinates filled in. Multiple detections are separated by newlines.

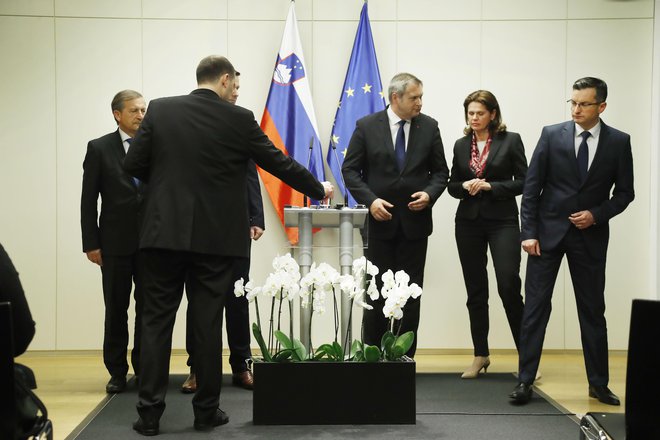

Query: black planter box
left=253, top=360, right=416, bottom=425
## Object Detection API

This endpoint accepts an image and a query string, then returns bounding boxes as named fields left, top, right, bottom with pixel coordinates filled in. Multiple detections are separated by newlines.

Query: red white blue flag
left=259, top=2, right=324, bottom=244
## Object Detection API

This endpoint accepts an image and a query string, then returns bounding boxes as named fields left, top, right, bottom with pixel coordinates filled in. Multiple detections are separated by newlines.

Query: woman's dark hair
left=463, top=90, right=507, bottom=135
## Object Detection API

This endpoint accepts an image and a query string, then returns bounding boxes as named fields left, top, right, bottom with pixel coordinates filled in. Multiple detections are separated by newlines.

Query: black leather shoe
left=588, top=385, right=620, bottom=406
left=106, top=376, right=127, bottom=393
left=133, top=417, right=159, bottom=436
left=509, top=382, right=533, bottom=404
left=194, top=408, right=229, bottom=431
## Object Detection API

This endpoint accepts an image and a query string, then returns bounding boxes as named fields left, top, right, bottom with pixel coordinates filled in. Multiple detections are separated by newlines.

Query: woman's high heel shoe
left=461, top=356, right=491, bottom=379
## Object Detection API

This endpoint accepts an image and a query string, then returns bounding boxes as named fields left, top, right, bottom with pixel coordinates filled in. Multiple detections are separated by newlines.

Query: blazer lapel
left=484, top=135, right=502, bottom=172
left=378, top=111, right=398, bottom=166
left=560, top=122, right=582, bottom=184
left=587, top=121, right=609, bottom=178
left=114, top=131, right=138, bottom=189
left=402, top=117, right=423, bottom=172
left=113, top=130, right=127, bottom=159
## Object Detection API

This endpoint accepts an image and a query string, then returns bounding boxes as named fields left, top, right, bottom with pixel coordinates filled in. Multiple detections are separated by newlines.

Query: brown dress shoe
left=181, top=373, right=197, bottom=394
left=232, top=370, right=254, bottom=390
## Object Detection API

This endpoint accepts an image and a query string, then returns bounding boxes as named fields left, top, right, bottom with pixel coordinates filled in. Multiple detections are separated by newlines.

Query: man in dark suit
left=124, top=55, right=333, bottom=436
left=181, top=72, right=263, bottom=393
left=510, top=77, right=635, bottom=405
left=342, top=72, right=449, bottom=357
left=81, top=90, right=147, bottom=394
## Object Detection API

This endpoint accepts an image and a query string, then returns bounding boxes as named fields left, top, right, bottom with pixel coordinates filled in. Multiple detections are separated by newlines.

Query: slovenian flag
left=258, top=2, right=324, bottom=244
left=327, top=2, right=385, bottom=207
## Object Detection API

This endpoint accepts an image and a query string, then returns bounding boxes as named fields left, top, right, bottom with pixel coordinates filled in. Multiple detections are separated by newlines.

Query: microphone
left=331, top=137, right=349, bottom=208
left=303, top=136, right=314, bottom=208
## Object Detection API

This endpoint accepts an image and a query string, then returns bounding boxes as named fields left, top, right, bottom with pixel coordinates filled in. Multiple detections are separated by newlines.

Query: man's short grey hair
left=388, top=73, right=422, bottom=103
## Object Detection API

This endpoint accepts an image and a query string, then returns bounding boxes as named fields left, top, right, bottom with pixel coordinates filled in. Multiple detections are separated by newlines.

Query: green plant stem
left=342, top=298, right=354, bottom=360
left=288, top=300, right=294, bottom=340
left=308, top=284, right=314, bottom=357
left=332, top=286, right=339, bottom=343
left=254, top=297, right=262, bottom=332
left=276, top=291, right=284, bottom=352
left=268, top=297, right=275, bottom=356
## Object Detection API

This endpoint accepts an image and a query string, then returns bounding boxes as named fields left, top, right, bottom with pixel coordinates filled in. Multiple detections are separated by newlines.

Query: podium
left=283, top=206, right=368, bottom=350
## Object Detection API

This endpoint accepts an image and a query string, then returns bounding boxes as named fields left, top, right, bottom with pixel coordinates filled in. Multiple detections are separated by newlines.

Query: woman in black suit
left=448, top=90, right=527, bottom=378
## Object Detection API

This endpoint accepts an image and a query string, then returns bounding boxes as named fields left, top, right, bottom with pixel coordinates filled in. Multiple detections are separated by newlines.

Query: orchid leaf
left=350, top=339, right=363, bottom=358
left=292, top=338, right=307, bottom=361
left=392, top=331, right=414, bottom=359
left=331, top=341, right=343, bottom=360
left=273, top=349, right=293, bottom=362
left=252, top=323, right=272, bottom=362
left=315, top=343, right=334, bottom=360
left=381, top=331, right=395, bottom=354
left=364, top=344, right=381, bottom=363
left=274, top=330, right=294, bottom=350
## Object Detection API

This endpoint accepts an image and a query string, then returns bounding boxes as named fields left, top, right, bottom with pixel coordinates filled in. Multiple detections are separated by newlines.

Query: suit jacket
left=123, top=88, right=323, bottom=258
left=520, top=120, right=635, bottom=257
left=246, top=160, right=265, bottom=230
left=81, top=130, right=146, bottom=256
left=342, top=109, right=449, bottom=240
left=448, top=131, right=527, bottom=221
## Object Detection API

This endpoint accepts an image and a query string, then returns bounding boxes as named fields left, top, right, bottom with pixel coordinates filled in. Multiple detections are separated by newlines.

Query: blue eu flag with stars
left=326, top=2, right=385, bottom=207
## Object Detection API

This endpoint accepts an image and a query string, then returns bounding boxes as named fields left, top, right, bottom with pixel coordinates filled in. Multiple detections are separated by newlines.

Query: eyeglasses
left=567, top=100, right=602, bottom=109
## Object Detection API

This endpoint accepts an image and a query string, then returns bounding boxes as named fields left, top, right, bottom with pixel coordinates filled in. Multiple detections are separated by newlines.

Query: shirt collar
left=575, top=120, right=601, bottom=139
left=118, top=128, right=131, bottom=142
left=387, top=106, right=409, bottom=127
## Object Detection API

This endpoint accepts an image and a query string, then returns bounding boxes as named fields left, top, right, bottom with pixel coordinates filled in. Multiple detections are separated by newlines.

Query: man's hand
left=86, top=249, right=103, bottom=266
left=321, top=181, right=334, bottom=204
left=408, top=191, right=430, bottom=211
left=250, top=226, right=264, bottom=241
left=462, top=178, right=491, bottom=196
left=569, top=210, right=595, bottom=229
left=521, top=239, right=541, bottom=256
left=370, top=198, right=393, bottom=221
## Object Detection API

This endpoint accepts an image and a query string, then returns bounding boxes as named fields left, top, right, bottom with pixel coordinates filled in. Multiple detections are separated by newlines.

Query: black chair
left=0, top=301, right=53, bottom=440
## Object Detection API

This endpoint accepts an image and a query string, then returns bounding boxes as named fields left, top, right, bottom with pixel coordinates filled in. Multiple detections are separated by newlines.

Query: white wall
left=0, top=0, right=654, bottom=352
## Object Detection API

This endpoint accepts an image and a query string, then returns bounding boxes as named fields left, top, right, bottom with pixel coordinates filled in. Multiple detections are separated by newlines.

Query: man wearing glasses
left=510, top=77, right=635, bottom=405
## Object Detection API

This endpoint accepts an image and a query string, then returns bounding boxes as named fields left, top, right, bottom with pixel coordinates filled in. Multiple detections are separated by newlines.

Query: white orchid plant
left=234, top=254, right=421, bottom=363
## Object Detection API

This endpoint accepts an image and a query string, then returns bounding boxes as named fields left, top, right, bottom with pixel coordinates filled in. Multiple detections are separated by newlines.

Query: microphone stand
left=303, top=136, right=314, bottom=207
left=331, top=138, right=349, bottom=208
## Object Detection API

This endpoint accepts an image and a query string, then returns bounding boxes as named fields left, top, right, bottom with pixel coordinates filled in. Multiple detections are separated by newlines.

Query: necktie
left=125, top=138, right=140, bottom=187
left=577, top=131, right=590, bottom=183
left=395, top=120, right=406, bottom=171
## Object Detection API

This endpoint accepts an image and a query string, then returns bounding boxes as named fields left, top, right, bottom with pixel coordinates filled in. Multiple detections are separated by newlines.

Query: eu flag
left=326, top=2, right=385, bottom=207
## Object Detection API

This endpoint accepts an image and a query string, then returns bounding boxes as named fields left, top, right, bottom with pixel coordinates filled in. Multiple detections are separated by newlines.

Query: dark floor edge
left=65, top=375, right=137, bottom=440
left=65, top=372, right=583, bottom=436
left=528, top=380, right=581, bottom=424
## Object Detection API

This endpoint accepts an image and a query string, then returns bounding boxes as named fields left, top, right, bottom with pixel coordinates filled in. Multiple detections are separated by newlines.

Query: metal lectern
left=284, top=206, right=368, bottom=350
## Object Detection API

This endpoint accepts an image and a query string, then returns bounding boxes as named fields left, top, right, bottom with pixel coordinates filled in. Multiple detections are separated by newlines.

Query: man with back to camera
left=180, top=71, right=263, bottom=393
left=510, top=77, right=634, bottom=405
left=81, top=90, right=147, bottom=394
left=342, top=72, right=449, bottom=357
left=124, top=55, right=333, bottom=435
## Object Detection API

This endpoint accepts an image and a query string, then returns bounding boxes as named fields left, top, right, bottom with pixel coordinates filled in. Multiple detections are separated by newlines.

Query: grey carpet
left=68, top=373, right=580, bottom=439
